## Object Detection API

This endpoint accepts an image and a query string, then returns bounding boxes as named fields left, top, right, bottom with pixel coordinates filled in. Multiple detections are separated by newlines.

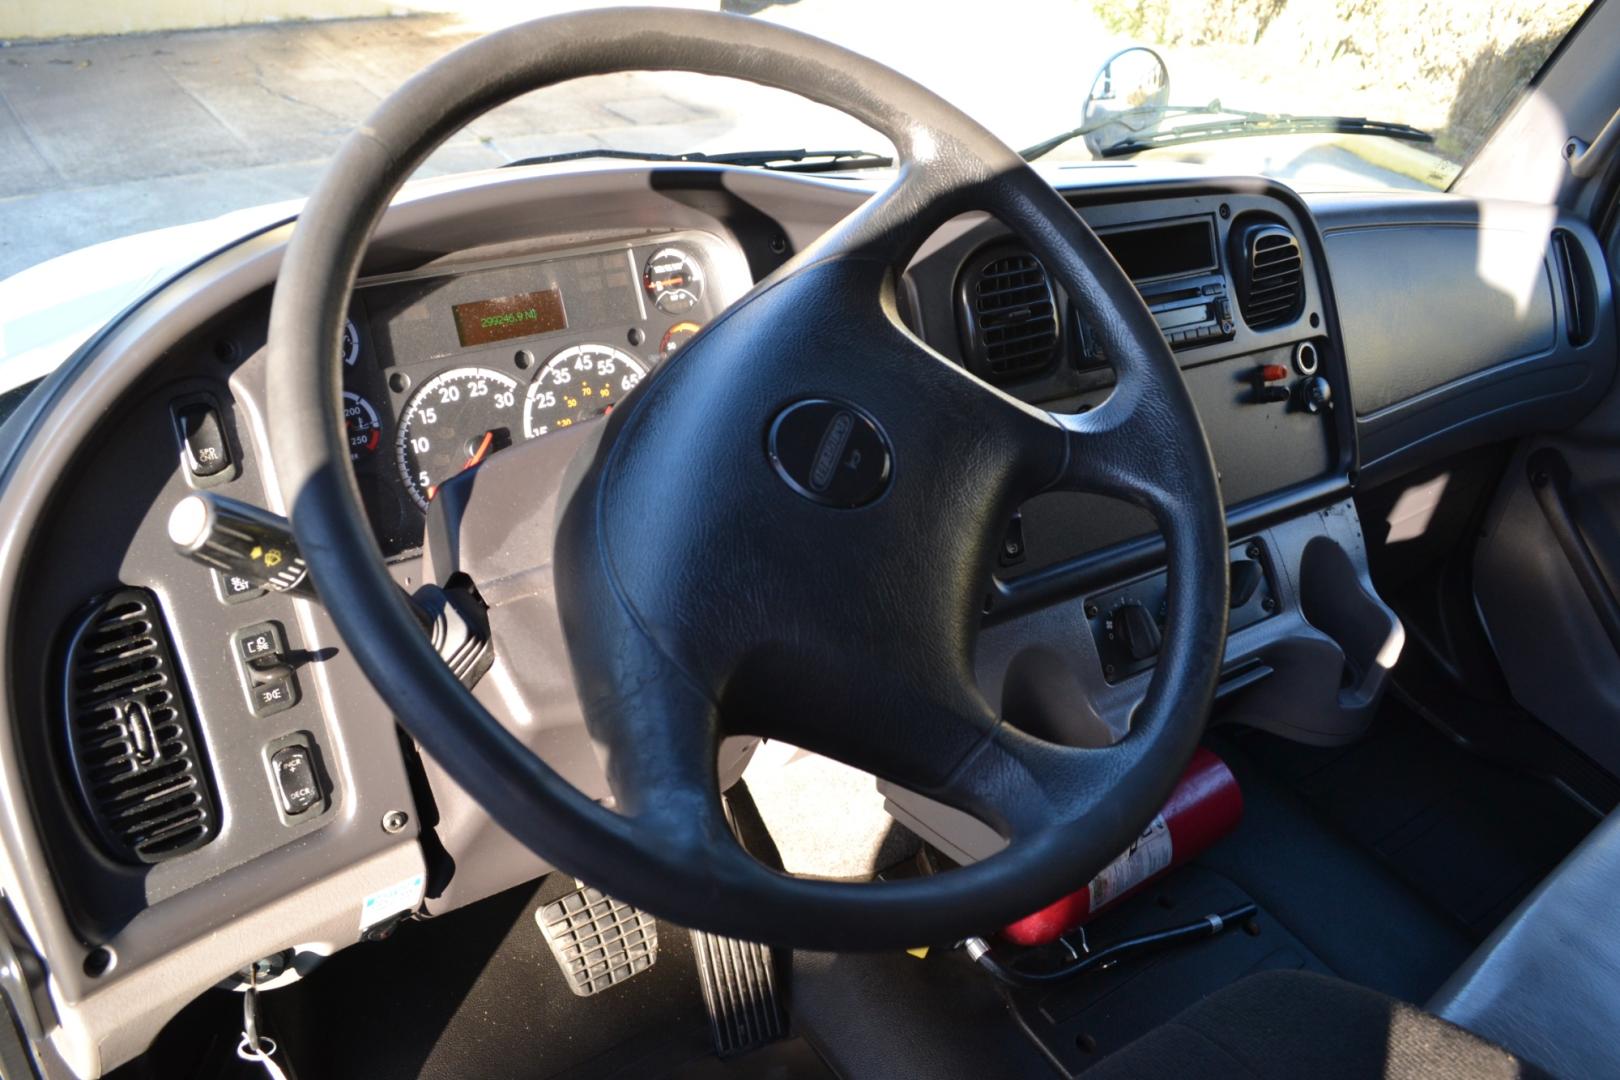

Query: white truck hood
left=0, top=201, right=298, bottom=396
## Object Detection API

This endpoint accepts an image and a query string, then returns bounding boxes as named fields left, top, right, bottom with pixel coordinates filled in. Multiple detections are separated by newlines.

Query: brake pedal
left=535, top=883, right=658, bottom=996
left=689, top=930, right=786, bottom=1056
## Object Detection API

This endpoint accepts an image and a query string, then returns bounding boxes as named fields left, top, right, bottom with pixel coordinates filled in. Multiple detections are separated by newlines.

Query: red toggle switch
left=1258, top=364, right=1289, bottom=383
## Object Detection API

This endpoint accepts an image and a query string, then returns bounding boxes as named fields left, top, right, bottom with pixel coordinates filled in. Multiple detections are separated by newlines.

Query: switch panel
left=1087, top=539, right=1277, bottom=684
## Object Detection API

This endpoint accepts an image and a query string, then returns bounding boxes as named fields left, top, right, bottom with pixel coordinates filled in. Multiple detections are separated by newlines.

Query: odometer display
left=450, top=288, right=567, bottom=348
left=396, top=367, right=520, bottom=510
left=523, top=345, right=648, bottom=439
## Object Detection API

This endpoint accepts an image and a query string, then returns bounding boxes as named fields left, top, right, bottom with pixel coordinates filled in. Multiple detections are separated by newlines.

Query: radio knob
left=1301, top=375, right=1333, bottom=414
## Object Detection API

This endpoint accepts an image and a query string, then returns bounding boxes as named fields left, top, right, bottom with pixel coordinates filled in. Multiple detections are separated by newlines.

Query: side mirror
left=1082, top=46, right=1170, bottom=157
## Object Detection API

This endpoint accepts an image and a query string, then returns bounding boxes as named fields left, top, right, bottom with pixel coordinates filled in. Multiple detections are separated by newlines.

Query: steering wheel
left=266, top=9, right=1228, bottom=950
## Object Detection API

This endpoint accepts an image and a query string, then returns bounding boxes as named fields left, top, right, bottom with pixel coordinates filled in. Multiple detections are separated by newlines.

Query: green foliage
left=1088, top=0, right=1586, bottom=165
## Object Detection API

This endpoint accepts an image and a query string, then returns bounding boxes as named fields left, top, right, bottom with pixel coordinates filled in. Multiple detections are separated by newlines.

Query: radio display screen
left=1154, top=303, right=1210, bottom=330
left=451, top=288, right=567, bottom=347
left=1100, top=218, right=1218, bottom=282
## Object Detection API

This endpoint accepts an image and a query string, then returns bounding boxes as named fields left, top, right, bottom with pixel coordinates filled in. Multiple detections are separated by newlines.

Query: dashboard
left=0, top=161, right=1611, bottom=1076
left=339, top=232, right=748, bottom=554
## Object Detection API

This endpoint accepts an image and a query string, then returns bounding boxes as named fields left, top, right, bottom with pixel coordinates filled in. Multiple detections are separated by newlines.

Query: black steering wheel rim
left=266, top=7, right=1229, bottom=950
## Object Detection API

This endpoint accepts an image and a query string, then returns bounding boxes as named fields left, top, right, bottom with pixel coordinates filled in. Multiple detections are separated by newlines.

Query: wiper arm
left=1095, top=114, right=1433, bottom=158
left=502, top=147, right=893, bottom=173
left=1020, top=103, right=1263, bottom=162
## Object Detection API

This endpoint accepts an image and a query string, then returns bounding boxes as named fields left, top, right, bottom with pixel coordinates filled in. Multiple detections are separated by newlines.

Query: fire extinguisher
left=1001, top=747, right=1243, bottom=947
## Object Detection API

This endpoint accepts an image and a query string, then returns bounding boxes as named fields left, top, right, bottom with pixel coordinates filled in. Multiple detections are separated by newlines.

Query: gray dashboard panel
left=0, top=160, right=1605, bottom=1076
left=1307, top=194, right=1616, bottom=485
left=1330, top=223, right=1556, bottom=416
left=0, top=164, right=872, bottom=1075
left=905, top=184, right=1348, bottom=581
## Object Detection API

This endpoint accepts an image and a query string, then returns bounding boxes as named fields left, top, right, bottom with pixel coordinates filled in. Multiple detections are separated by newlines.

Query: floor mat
left=264, top=874, right=831, bottom=1080
left=1198, top=728, right=1474, bottom=1003
left=1220, top=700, right=1598, bottom=940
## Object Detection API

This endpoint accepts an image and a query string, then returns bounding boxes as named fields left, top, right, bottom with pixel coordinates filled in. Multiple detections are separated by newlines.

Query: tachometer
left=523, top=344, right=648, bottom=439
left=396, top=367, right=520, bottom=510
left=642, top=247, right=704, bottom=315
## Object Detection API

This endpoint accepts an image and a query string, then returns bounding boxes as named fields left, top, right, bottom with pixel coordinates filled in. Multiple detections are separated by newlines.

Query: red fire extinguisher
left=1002, top=747, right=1243, bottom=947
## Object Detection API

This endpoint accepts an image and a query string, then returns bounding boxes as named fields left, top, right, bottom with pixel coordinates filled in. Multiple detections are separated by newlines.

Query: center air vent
left=62, top=588, right=218, bottom=864
left=957, top=246, right=1060, bottom=380
left=1230, top=218, right=1304, bottom=329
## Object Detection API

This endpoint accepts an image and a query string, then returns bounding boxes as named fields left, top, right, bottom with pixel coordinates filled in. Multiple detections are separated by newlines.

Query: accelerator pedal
left=535, top=883, right=658, bottom=996
left=689, top=929, right=787, bottom=1056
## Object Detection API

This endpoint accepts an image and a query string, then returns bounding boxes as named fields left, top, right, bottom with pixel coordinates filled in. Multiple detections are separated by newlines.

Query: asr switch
left=169, top=395, right=237, bottom=486
left=233, top=621, right=300, bottom=718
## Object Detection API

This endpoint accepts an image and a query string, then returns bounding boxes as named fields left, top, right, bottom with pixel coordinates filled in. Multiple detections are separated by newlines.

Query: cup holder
left=1299, top=536, right=1404, bottom=710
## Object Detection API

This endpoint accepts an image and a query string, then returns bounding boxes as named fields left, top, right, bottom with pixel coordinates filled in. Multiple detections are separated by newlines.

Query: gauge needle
left=425, top=430, right=497, bottom=504
left=462, top=430, right=495, bottom=471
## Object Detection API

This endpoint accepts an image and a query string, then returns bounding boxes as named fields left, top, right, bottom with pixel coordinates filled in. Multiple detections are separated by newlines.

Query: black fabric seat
left=1428, top=810, right=1620, bottom=1080
left=1088, top=970, right=1545, bottom=1080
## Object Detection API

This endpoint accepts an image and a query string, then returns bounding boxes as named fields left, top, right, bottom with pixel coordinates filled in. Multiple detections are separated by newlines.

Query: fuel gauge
left=642, top=247, right=704, bottom=315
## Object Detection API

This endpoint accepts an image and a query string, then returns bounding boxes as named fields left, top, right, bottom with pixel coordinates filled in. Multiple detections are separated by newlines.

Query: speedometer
left=396, top=367, right=520, bottom=510
left=523, top=344, right=648, bottom=439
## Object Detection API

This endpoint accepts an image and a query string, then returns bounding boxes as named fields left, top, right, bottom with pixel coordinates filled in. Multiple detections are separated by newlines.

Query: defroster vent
left=957, top=246, right=1060, bottom=380
left=1230, top=218, right=1304, bottom=329
left=62, top=588, right=218, bottom=864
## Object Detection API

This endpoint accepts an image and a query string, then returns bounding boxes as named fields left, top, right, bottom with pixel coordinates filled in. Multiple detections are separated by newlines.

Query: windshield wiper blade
left=1095, top=114, right=1433, bottom=158
left=1020, top=103, right=1261, bottom=162
left=502, top=147, right=893, bottom=173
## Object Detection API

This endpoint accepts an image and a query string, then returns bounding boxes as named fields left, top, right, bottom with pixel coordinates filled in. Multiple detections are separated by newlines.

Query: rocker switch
left=236, top=622, right=287, bottom=671
left=172, top=401, right=232, bottom=479
left=234, top=622, right=299, bottom=717
left=270, top=744, right=319, bottom=816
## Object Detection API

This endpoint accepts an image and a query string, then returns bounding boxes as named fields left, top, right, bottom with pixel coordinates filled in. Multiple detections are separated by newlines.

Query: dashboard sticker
left=360, top=873, right=426, bottom=929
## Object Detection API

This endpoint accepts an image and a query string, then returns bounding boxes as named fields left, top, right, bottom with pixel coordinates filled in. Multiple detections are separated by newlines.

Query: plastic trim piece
left=1526, top=447, right=1620, bottom=657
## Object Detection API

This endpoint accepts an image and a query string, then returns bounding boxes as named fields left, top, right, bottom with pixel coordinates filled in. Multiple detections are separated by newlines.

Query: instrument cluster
left=336, top=233, right=735, bottom=553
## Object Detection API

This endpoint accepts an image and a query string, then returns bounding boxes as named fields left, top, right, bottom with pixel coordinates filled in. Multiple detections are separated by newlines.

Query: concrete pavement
left=0, top=4, right=1431, bottom=282
left=0, top=13, right=839, bottom=279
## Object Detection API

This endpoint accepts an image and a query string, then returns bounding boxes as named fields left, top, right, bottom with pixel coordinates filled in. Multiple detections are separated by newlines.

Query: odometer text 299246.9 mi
left=522, top=344, right=648, bottom=439
left=395, top=367, right=520, bottom=510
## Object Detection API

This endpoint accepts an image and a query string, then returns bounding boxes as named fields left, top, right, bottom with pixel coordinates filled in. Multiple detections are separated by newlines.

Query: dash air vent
left=956, top=246, right=1060, bottom=380
left=1552, top=229, right=1595, bottom=346
left=62, top=588, right=218, bottom=864
left=1230, top=218, right=1304, bottom=329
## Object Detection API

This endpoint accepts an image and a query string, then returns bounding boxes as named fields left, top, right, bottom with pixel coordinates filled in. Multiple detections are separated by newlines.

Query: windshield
left=0, top=0, right=1596, bottom=284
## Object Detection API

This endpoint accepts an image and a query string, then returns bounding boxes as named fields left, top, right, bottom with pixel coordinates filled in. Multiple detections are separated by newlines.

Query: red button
left=1259, top=364, right=1289, bottom=382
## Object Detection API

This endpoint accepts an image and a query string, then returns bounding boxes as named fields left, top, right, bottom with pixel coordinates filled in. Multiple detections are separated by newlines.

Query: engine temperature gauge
left=660, top=321, right=701, bottom=358
left=642, top=247, right=704, bottom=315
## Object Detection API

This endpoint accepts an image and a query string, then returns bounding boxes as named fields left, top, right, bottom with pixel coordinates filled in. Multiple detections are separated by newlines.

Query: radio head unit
left=1137, top=272, right=1235, bottom=349
left=1085, top=214, right=1235, bottom=357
